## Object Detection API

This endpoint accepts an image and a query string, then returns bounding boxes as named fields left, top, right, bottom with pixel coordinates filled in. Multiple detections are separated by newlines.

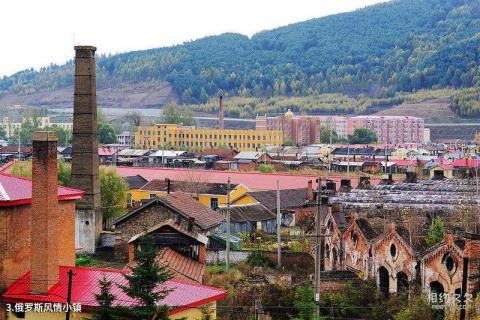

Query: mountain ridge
left=1, top=0, right=479, bottom=114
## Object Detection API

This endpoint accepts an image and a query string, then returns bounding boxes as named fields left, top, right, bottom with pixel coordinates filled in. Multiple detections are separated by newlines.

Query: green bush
left=75, top=256, right=96, bottom=267
left=259, top=163, right=276, bottom=173
left=247, top=251, right=272, bottom=267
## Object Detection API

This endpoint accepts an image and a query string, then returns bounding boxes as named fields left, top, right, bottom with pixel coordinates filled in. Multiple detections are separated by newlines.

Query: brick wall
left=0, top=200, right=76, bottom=293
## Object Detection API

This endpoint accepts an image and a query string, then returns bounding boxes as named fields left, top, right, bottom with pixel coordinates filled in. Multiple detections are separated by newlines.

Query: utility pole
left=347, top=144, right=350, bottom=175
left=226, top=177, right=231, bottom=271
left=276, top=180, right=281, bottom=268
left=17, top=130, right=21, bottom=161
left=65, top=269, right=75, bottom=320
left=309, top=178, right=332, bottom=318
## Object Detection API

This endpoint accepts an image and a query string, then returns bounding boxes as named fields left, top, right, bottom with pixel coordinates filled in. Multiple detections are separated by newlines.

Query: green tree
left=92, top=277, right=121, bottom=320
left=98, top=123, right=118, bottom=144
left=11, top=159, right=71, bottom=186
left=293, top=282, right=316, bottom=320
left=319, top=126, right=340, bottom=144
left=394, top=295, right=435, bottom=320
left=57, top=159, right=72, bottom=186
left=348, top=128, right=378, bottom=144
left=119, top=233, right=172, bottom=320
left=0, top=127, right=7, bottom=140
left=161, top=104, right=194, bottom=126
left=47, top=125, right=71, bottom=147
left=100, top=168, right=128, bottom=228
left=283, top=139, right=295, bottom=147
left=425, top=217, right=445, bottom=247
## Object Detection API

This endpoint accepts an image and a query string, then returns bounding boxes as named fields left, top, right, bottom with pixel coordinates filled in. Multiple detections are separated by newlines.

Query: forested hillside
left=1, top=0, right=480, bottom=114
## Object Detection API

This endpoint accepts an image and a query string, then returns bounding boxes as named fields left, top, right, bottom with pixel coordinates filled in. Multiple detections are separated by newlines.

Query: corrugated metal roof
left=0, top=173, right=83, bottom=205
left=118, top=149, right=150, bottom=157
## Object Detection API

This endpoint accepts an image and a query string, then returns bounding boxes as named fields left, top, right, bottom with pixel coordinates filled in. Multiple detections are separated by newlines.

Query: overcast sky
left=0, top=0, right=387, bottom=77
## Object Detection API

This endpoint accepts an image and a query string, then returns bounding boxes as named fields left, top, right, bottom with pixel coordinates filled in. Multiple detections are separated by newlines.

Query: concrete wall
left=206, top=250, right=251, bottom=264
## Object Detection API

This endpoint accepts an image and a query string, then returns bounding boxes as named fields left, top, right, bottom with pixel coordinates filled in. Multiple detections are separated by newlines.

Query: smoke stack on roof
left=71, top=45, right=101, bottom=253
left=405, top=169, right=418, bottom=183
left=326, top=180, right=336, bottom=192
left=340, top=179, right=352, bottom=192
left=30, top=131, right=59, bottom=294
left=307, top=180, right=314, bottom=201
left=358, top=176, right=371, bottom=189
left=219, top=95, right=224, bottom=130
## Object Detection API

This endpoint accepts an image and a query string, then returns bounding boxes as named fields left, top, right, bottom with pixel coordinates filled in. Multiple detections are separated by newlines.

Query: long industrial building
left=134, top=123, right=283, bottom=151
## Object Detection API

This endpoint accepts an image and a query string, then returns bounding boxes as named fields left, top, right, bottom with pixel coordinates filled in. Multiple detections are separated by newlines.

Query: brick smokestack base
left=30, top=131, right=59, bottom=294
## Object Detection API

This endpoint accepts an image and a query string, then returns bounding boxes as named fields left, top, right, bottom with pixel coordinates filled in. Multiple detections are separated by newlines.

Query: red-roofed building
left=0, top=173, right=83, bottom=207
left=452, top=158, right=480, bottom=178
left=3, top=266, right=225, bottom=319
left=1, top=132, right=226, bottom=319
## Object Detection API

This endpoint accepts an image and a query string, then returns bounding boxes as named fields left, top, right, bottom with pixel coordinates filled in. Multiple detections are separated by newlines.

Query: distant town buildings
left=351, top=115, right=425, bottom=145
left=0, top=116, right=73, bottom=138
left=257, top=111, right=425, bottom=145
left=116, top=130, right=133, bottom=147
left=134, top=123, right=283, bottom=151
left=256, top=110, right=353, bottom=145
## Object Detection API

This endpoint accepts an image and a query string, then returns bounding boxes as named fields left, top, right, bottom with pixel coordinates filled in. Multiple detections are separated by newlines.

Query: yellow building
left=129, top=179, right=250, bottom=209
left=135, top=124, right=283, bottom=151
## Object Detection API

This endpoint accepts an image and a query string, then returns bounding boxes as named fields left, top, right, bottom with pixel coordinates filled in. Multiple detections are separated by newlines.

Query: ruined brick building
left=311, top=176, right=480, bottom=312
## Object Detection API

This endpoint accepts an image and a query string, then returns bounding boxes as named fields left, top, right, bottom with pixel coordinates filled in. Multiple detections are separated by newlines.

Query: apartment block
left=351, top=115, right=424, bottom=145
left=257, top=111, right=424, bottom=145
left=256, top=110, right=353, bottom=146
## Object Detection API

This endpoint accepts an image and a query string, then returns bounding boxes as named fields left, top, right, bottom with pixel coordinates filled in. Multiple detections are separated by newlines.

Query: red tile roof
left=452, top=158, right=480, bottom=168
left=116, top=167, right=381, bottom=191
left=0, top=173, right=83, bottom=206
left=394, top=160, right=425, bottom=167
left=129, top=248, right=206, bottom=284
left=158, top=248, right=206, bottom=284
left=161, top=192, right=224, bottom=230
left=3, top=266, right=225, bottom=314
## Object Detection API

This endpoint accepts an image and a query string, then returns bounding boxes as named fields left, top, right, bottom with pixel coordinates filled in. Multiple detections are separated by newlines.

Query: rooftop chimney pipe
left=219, top=95, right=224, bottom=130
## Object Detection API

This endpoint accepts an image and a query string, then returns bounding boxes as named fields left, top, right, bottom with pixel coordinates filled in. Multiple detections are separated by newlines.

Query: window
left=210, top=198, right=219, bottom=209
left=390, top=243, right=397, bottom=260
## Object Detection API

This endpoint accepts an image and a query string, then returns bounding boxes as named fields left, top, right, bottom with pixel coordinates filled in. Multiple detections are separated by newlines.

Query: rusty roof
left=158, top=248, right=206, bottom=283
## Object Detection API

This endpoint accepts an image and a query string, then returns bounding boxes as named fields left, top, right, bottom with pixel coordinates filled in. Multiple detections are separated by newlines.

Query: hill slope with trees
left=1, top=0, right=479, bottom=115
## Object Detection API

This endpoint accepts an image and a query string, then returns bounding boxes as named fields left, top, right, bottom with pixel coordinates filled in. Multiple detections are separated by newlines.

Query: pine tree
left=293, top=282, right=316, bottom=320
left=92, top=276, right=120, bottom=320
left=119, top=233, right=172, bottom=320
left=425, top=217, right=445, bottom=247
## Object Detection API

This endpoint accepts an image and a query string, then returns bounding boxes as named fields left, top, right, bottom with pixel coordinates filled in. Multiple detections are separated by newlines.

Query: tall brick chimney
left=30, top=131, right=59, bottom=294
left=71, top=45, right=101, bottom=253
left=219, top=95, right=224, bottom=130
